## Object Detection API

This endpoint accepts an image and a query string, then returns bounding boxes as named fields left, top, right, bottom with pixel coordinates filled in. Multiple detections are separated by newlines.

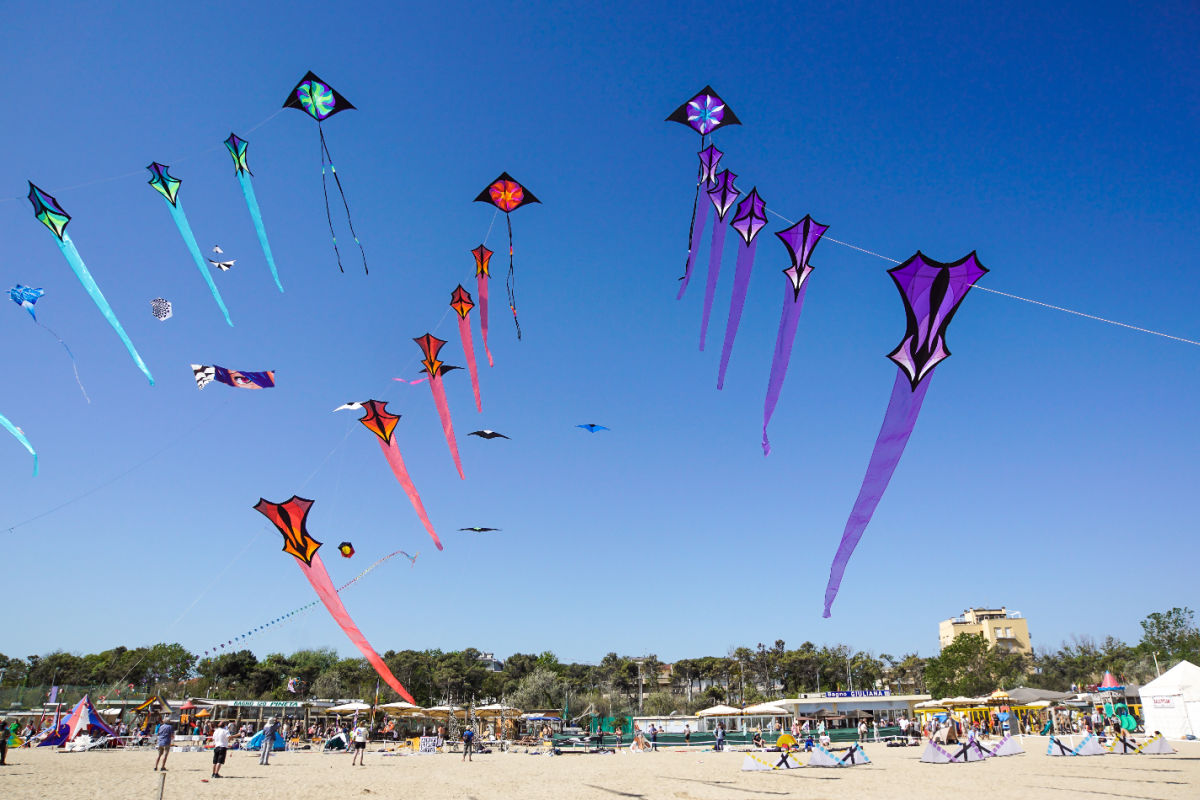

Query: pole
left=1152, top=652, right=1162, bottom=678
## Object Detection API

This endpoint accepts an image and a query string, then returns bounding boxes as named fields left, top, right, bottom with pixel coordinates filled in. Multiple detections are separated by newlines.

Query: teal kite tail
left=58, top=235, right=155, bottom=385
left=0, top=411, right=38, bottom=475
left=168, top=200, right=234, bottom=326
left=237, top=173, right=283, bottom=292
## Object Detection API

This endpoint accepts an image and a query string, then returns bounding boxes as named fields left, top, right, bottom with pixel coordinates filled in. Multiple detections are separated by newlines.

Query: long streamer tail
left=699, top=220, right=728, bottom=350
left=302, top=553, right=415, bottom=704
left=762, top=283, right=808, bottom=455
left=318, top=127, right=345, bottom=273
left=37, top=322, right=89, bottom=402
left=236, top=172, right=283, bottom=292
left=505, top=214, right=521, bottom=339
left=428, top=375, right=465, bottom=479
left=320, top=128, right=367, bottom=275
left=167, top=200, right=233, bottom=326
left=717, top=238, right=758, bottom=389
left=823, top=371, right=930, bottom=617
left=677, top=184, right=709, bottom=300
left=57, top=234, right=154, bottom=385
left=0, top=411, right=37, bottom=476
left=378, top=439, right=443, bottom=551
left=477, top=275, right=494, bottom=367
left=458, top=316, right=482, bottom=412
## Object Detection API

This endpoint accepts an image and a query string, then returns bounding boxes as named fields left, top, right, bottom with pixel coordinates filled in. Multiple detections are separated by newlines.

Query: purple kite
left=666, top=86, right=740, bottom=298
left=716, top=187, right=767, bottom=389
left=823, top=252, right=987, bottom=617
left=698, top=169, right=741, bottom=351
left=762, top=215, right=828, bottom=455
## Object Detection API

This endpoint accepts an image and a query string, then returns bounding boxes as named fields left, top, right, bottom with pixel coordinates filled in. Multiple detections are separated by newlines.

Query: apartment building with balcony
left=938, top=607, right=1031, bottom=654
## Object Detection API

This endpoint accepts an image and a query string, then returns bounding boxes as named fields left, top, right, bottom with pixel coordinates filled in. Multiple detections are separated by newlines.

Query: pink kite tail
left=378, top=438, right=444, bottom=550
left=301, top=553, right=416, bottom=704
left=477, top=275, right=494, bottom=367
left=458, top=315, right=482, bottom=412
left=428, top=374, right=465, bottom=479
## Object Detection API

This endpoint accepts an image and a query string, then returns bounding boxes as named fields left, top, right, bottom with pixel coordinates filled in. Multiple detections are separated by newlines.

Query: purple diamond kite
left=823, top=251, right=987, bottom=617
left=717, top=188, right=767, bottom=390
left=698, top=170, right=741, bottom=351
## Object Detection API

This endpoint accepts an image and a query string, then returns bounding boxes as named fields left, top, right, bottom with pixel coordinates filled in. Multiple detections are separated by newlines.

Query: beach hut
left=1140, top=660, right=1200, bottom=739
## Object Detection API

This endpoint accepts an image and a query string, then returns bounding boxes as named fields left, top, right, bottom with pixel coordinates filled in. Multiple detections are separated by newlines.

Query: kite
left=468, top=429, right=509, bottom=439
left=192, top=365, right=276, bottom=390
left=0, top=411, right=37, bottom=476
left=474, top=173, right=539, bottom=339
left=472, top=245, right=495, bottom=366
left=338, top=541, right=355, bottom=558
left=213, top=246, right=224, bottom=253
left=698, top=170, right=741, bottom=350
left=415, top=333, right=465, bottom=479
left=224, top=133, right=283, bottom=291
left=576, top=424, right=609, bottom=433
left=8, top=285, right=89, bottom=401
left=459, top=527, right=500, bottom=532
left=450, top=285, right=482, bottom=412
left=666, top=86, right=740, bottom=299
left=146, top=163, right=233, bottom=326
left=27, top=183, right=154, bottom=384
left=207, top=257, right=236, bottom=271
left=823, top=252, right=987, bottom=617
left=353, top=400, right=443, bottom=551
left=150, top=298, right=172, bottom=321
left=282, top=71, right=366, bottom=274
left=254, top=496, right=415, bottom=704
left=716, top=187, right=768, bottom=390
left=762, top=215, right=827, bottom=455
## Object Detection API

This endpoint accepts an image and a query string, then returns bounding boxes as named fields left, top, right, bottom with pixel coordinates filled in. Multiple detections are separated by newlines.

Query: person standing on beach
left=259, top=717, right=278, bottom=765
left=683, top=724, right=691, bottom=747
left=350, top=721, right=369, bottom=765
left=153, top=716, right=175, bottom=771
left=648, top=723, right=658, bottom=751
left=714, top=722, right=725, bottom=752
left=211, top=721, right=229, bottom=778
left=0, top=716, right=10, bottom=765
left=462, top=726, right=475, bottom=761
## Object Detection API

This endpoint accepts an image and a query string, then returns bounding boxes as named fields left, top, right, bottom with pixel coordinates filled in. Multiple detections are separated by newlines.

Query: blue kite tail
left=167, top=199, right=234, bottom=326
left=0, top=410, right=38, bottom=476
left=57, top=234, right=154, bottom=385
left=236, top=172, right=283, bottom=292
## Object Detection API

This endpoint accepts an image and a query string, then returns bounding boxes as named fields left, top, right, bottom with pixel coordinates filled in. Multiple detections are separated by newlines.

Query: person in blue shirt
left=153, top=717, right=175, bottom=771
left=462, top=727, right=475, bottom=762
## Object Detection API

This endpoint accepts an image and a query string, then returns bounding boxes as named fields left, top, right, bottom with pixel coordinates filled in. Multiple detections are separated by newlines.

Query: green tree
left=1138, top=607, right=1200, bottom=670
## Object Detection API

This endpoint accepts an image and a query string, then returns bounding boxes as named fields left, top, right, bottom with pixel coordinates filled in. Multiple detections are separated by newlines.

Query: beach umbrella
left=742, top=702, right=789, bottom=715
left=697, top=704, right=742, bottom=717
left=327, top=702, right=372, bottom=713
left=379, top=701, right=426, bottom=716
left=425, top=704, right=466, bottom=719
left=475, top=703, right=521, bottom=717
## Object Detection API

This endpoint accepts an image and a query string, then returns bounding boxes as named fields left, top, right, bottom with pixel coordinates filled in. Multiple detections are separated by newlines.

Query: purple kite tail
left=699, top=220, right=728, bottom=351
left=716, top=237, right=758, bottom=389
left=823, top=370, right=930, bottom=617
left=677, top=195, right=709, bottom=300
left=762, top=282, right=808, bottom=455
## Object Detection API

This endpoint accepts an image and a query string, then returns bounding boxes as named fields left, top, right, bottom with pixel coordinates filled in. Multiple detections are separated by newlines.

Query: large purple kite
left=716, top=187, right=767, bottom=389
left=762, top=215, right=828, bottom=455
left=698, top=169, right=741, bottom=351
left=666, top=86, right=740, bottom=299
left=823, top=252, right=987, bottom=617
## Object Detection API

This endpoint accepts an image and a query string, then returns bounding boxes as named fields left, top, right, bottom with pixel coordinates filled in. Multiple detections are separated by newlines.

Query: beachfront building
left=938, top=607, right=1032, bottom=654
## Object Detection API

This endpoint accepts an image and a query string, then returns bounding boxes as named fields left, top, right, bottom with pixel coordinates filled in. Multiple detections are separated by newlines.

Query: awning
left=326, top=702, right=372, bottom=713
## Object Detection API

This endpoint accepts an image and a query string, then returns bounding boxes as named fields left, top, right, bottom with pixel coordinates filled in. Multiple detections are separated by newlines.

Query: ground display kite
left=474, top=173, right=539, bottom=339
left=351, top=400, right=443, bottom=551
left=920, top=739, right=990, bottom=763
left=741, top=752, right=801, bottom=771
left=666, top=86, right=740, bottom=300
left=224, top=133, right=283, bottom=291
left=808, top=742, right=871, bottom=767
left=471, top=245, right=495, bottom=365
left=415, top=334, right=465, bottom=479
left=823, top=252, right=986, bottom=618
left=763, top=216, right=827, bottom=455
left=0, top=410, right=37, bottom=475
left=8, top=285, right=88, bottom=401
left=146, top=163, right=233, bottom=326
left=254, top=496, right=415, bottom=704
left=717, top=187, right=767, bottom=390
left=1046, top=733, right=1105, bottom=756
left=698, top=169, right=741, bottom=350
left=150, top=298, right=172, bottom=320
left=450, top=285, right=482, bottom=412
left=27, top=183, right=154, bottom=384
left=283, top=71, right=366, bottom=274
left=192, top=365, right=276, bottom=390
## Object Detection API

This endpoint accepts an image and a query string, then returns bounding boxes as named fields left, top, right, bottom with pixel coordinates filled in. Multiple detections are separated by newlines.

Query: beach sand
left=2, top=737, right=1197, bottom=799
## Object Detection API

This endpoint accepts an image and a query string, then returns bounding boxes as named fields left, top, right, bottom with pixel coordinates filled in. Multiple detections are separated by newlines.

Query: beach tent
left=1138, top=734, right=1177, bottom=754
left=920, top=740, right=988, bottom=763
left=980, top=734, right=1024, bottom=757
left=1139, top=660, right=1200, bottom=739
left=58, top=695, right=118, bottom=742
left=245, top=728, right=286, bottom=751
left=742, top=752, right=801, bottom=770
left=807, top=742, right=870, bottom=767
left=1046, top=734, right=1105, bottom=756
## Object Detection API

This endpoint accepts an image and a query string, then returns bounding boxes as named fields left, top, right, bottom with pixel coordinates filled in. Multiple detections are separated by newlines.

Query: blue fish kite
left=8, top=285, right=89, bottom=401
left=146, top=162, right=234, bottom=326
left=224, top=133, right=283, bottom=292
left=26, top=183, right=154, bottom=385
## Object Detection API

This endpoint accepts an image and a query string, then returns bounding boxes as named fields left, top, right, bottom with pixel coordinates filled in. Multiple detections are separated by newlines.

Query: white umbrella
left=100, top=708, right=122, bottom=716
left=425, top=705, right=466, bottom=718
left=380, top=701, right=425, bottom=716
left=475, top=703, right=521, bottom=717
left=742, top=702, right=789, bottom=715
left=327, top=702, right=372, bottom=713
left=696, top=704, right=743, bottom=717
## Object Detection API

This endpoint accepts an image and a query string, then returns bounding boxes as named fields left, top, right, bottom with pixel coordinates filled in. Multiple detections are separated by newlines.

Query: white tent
left=1140, top=660, right=1200, bottom=739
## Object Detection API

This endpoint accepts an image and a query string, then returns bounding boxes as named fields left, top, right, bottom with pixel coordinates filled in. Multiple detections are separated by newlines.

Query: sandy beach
left=2, top=737, right=1197, bottom=800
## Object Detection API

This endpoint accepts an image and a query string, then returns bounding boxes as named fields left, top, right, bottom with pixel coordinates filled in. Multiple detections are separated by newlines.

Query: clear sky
left=1, top=1, right=1197, bottom=667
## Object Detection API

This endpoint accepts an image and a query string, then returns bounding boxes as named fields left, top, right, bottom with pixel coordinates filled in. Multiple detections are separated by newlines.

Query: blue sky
left=1, top=1, right=1197, bottom=667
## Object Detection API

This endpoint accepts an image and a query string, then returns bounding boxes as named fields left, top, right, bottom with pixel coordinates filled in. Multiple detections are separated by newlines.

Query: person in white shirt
left=350, top=723, right=369, bottom=765
left=211, top=722, right=230, bottom=778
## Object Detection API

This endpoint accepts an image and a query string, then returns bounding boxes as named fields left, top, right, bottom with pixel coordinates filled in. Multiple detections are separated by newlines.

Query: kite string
left=762, top=207, right=1200, bottom=348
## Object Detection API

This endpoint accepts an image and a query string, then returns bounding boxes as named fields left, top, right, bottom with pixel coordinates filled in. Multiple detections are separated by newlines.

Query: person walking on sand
left=211, top=721, right=230, bottom=778
left=259, top=717, right=278, bottom=765
left=683, top=724, right=691, bottom=747
left=462, top=726, right=475, bottom=761
left=153, top=716, right=175, bottom=771
left=351, top=721, right=369, bottom=765
left=0, top=716, right=10, bottom=765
